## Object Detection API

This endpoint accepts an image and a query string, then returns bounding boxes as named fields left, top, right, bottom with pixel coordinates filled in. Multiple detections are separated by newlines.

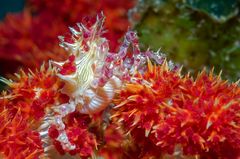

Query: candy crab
left=37, top=13, right=173, bottom=156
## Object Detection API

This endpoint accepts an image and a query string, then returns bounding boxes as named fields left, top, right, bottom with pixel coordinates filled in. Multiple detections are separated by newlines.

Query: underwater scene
left=0, top=0, right=239, bottom=158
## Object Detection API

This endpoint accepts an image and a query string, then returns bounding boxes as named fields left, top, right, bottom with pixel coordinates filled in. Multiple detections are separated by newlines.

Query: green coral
left=131, top=0, right=240, bottom=81
left=185, top=0, right=239, bottom=23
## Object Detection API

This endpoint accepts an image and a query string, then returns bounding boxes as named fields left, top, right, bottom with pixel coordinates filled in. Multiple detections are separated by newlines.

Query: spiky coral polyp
left=166, top=71, right=240, bottom=157
left=4, top=65, right=63, bottom=120
left=112, top=60, right=183, bottom=157
left=0, top=65, right=63, bottom=158
left=112, top=60, right=240, bottom=158
left=113, top=60, right=181, bottom=134
left=0, top=104, right=43, bottom=159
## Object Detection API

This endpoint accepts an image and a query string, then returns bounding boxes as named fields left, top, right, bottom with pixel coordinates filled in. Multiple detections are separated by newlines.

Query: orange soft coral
left=0, top=64, right=63, bottom=158
left=112, top=59, right=182, bottom=137
left=112, top=61, right=240, bottom=158
left=155, top=70, right=240, bottom=158
left=0, top=64, right=62, bottom=121
left=0, top=104, right=43, bottom=159
left=111, top=59, right=183, bottom=157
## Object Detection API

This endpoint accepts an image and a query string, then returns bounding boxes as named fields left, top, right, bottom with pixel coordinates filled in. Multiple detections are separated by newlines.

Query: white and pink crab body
left=54, top=16, right=123, bottom=114
left=53, top=14, right=157, bottom=115
left=39, top=14, right=173, bottom=156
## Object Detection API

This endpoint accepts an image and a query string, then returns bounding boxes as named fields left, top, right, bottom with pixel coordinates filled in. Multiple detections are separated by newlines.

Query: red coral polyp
left=0, top=107, right=43, bottom=159
left=113, top=60, right=182, bottom=136
left=113, top=61, right=240, bottom=158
